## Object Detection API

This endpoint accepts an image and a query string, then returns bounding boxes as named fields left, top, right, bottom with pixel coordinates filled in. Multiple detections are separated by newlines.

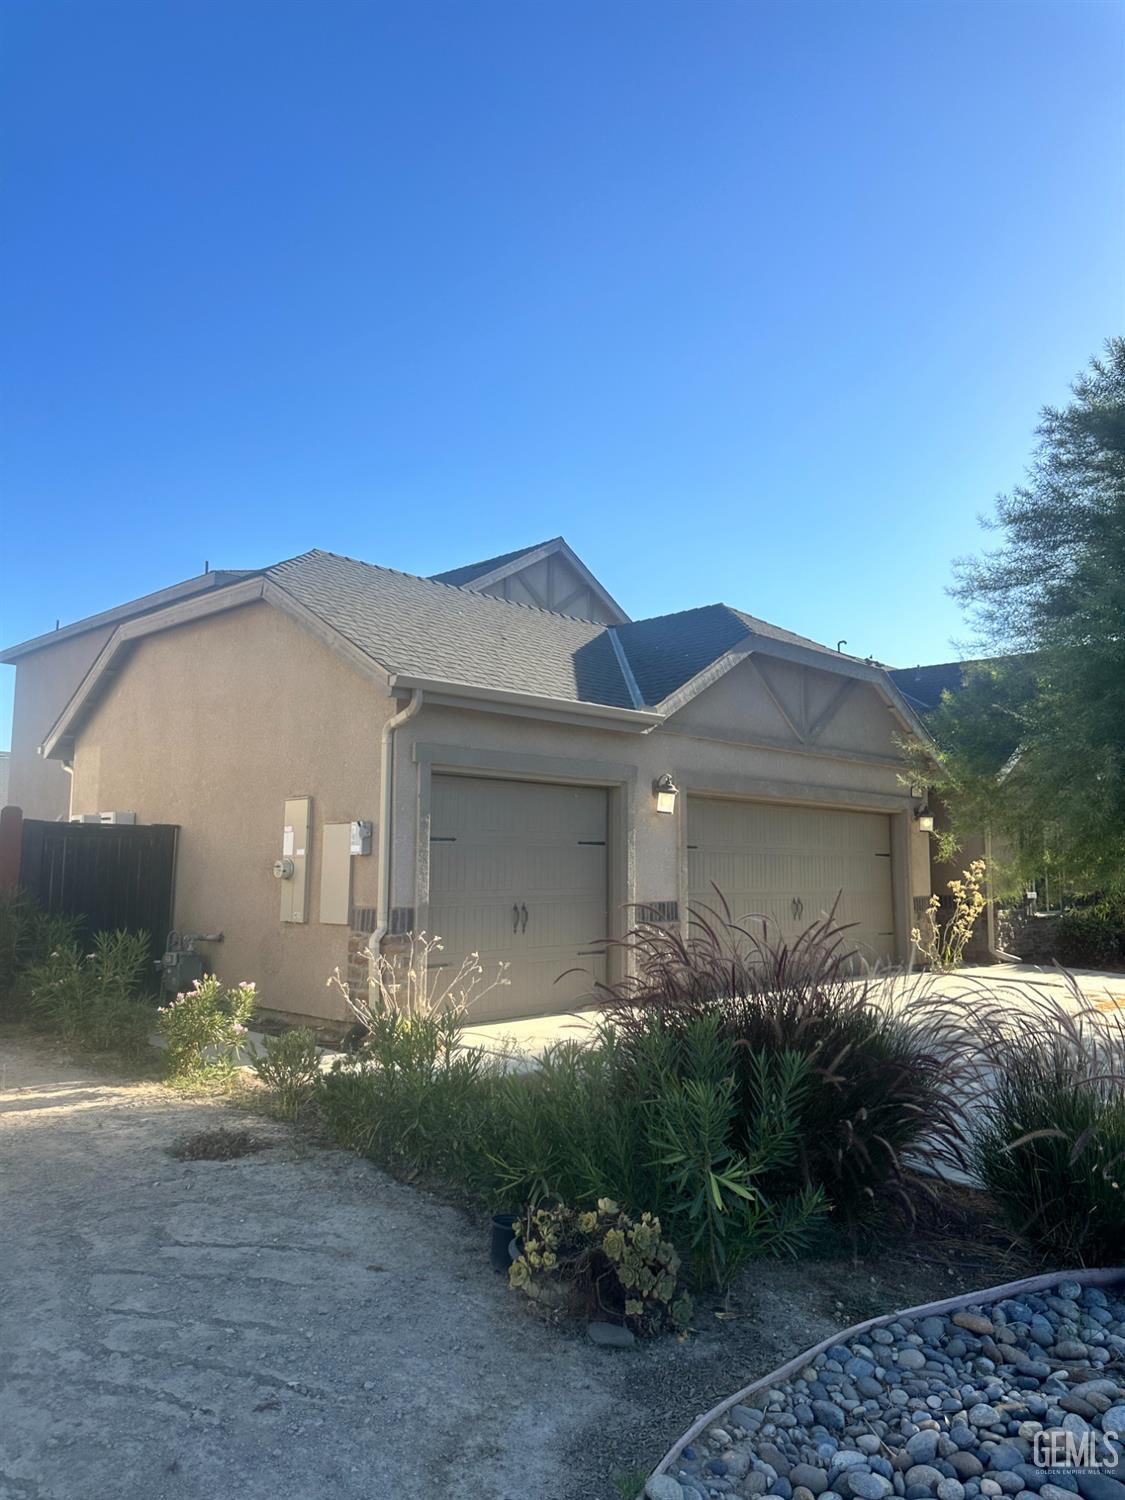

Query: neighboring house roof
left=888, top=656, right=1035, bottom=717
left=0, top=569, right=253, bottom=664
left=888, top=660, right=971, bottom=715
left=29, top=542, right=935, bottom=759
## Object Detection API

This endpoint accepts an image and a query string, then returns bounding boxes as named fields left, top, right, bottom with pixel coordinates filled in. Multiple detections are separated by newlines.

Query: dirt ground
left=0, top=1034, right=1024, bottom=1500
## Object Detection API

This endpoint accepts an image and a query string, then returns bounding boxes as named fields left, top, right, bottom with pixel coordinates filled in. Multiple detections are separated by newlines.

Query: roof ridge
left=429, top=537, right=563, bottom=586
left=620, top=601, right=732, bottom=628
left=276, top=547, right=617, bottom=630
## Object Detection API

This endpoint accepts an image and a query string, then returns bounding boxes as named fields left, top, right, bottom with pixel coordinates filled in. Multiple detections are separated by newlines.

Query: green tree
left=933, top=338, right=1125, bottom=892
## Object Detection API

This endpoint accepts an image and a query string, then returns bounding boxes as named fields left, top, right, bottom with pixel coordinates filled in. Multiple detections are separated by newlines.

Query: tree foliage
left=930, top=338, right=1125, bottom=893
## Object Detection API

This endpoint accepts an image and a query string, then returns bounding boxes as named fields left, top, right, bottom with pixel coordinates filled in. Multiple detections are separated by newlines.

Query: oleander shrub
left=321, top=988, right=826, bottom=1289
left=248, top=1026, right=322, bottom=1118
left=320, top=1001, right=500, bottom=1188
left=157, top=975, right=257, bottom=1081
left=0, top=888, right=82, bottom=1015
left=949, top=983, right=1125, bottom=1265
left=595, top=899, right=968, bottom=1223
left=25, top=927, right=154, bottom=1058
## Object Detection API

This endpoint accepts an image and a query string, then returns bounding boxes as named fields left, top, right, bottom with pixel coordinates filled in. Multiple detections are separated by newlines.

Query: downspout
left=370, top=687, right=423, bottom=954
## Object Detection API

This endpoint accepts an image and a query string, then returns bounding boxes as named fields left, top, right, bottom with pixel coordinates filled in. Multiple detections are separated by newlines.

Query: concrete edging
left=645, top=1266, right=1124, bottom=1493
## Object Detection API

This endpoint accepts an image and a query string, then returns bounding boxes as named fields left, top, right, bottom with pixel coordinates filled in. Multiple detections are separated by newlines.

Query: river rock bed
left=648, top=1279, right=1125, bottom=1500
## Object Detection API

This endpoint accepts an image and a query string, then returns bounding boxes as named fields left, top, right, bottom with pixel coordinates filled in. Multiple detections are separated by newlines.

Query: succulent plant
left=508, top=1200, right=692, bottom=1337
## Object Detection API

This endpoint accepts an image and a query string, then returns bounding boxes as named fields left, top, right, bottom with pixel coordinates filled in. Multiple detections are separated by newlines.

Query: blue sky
left=2, top=0, right=1123, bottom=747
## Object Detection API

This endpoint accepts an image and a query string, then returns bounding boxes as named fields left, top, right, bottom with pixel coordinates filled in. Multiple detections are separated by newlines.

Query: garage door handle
left=512, top=903, right=520, bottom=933
left=520, top=903, right=528, bottom=932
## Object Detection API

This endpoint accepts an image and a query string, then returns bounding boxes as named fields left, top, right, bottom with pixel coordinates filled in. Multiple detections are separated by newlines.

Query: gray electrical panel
left=278, top=797, right=311, bottom=923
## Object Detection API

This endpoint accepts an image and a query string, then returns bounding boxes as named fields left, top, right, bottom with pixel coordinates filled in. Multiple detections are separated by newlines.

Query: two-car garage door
left=427, top=776, right=898, bottom=1023
left=687, top=796, right=896, bottom=964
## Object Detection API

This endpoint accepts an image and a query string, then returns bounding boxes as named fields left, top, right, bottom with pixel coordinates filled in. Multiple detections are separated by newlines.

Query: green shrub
left=25, top=927, right=154, bottom=1058
left=1056, top=900, right=1125, bottom=969
left=508, top=1200, right=693, bottom=1335
left=959, top=986, right=1125, bottom=1265
left=157, top=975, right=256, bottom=1080
left=249, top=1027, right=322, bottom=1117
left=647, top=1020, right=827, bottom=1286
left=319, top=1002, right=498, bottom=1187
left=322, top=1000, right=825, bottom=1290
left=597, top=902, right=967, bottom=1222
left=481, top=1029, right=663, bottom=1214
left=0, top=888, right=82, bottom=1014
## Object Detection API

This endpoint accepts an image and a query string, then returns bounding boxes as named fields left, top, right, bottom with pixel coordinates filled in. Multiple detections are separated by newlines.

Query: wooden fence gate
left=17, top=818, right=178, bottom=983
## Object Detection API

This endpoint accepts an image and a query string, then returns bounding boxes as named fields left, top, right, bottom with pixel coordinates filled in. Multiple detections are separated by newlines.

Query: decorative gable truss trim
left=458, top=538, right=631, bottom=625
left=655, top=634, right=938, bottom=758
left=807, top=679, right=856, bottom=742
left=745, top=656, right=805, bottom=743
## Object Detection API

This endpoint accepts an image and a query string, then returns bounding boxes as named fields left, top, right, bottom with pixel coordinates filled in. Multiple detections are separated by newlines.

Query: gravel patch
left=652, top=1279, right=1125, bottom=1500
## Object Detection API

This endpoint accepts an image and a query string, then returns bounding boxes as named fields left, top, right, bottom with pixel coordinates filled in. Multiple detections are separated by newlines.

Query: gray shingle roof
left=888, top=656, right=1033, bottom=717
left=266, top=551, right=865, bottom=713
left=429, top=539, right=559, bottom=587
left=888, top=661, right=967, bottom=715
left=615, top=605, right=752, bottom=705
left=267, top=551, right=635, bottom=708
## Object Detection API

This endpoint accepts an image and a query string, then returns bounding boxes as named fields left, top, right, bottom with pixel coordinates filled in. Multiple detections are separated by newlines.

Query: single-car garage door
left=687, top=796, right=896, bottom=963
left=428, top=775, right=608, bottom=1022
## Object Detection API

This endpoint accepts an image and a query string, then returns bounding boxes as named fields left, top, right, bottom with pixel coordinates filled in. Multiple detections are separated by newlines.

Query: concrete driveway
left=458, top=961, right=1125, bottom=1058
left=0, top=1041, right=628, bottom=1500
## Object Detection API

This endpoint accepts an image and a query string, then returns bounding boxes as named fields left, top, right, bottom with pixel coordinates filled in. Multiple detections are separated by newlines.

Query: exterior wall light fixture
left=914, top=803, right=935, bottom=834
left=653, top=774, right=679, bottom=815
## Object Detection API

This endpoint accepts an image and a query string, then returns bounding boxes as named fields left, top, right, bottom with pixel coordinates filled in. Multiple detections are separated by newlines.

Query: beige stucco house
left=3, top=538, right=936, bottom=1025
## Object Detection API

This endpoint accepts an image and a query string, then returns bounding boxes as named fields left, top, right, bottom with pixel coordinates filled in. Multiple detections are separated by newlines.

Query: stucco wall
left=69, top=601, right=389, bottom=1021
left=6, top=627, right=116, bottom=819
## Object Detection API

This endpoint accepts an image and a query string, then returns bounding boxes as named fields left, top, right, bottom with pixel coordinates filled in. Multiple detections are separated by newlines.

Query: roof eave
left=387, top=671, right=662, bottom=732
left=0, top=570, right=255, bottom=664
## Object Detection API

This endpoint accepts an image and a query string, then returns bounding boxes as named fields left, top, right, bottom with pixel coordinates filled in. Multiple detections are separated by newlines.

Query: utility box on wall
left=320, top=822, right=354, bottom=925
left=277, top=797, right=310, bottom=923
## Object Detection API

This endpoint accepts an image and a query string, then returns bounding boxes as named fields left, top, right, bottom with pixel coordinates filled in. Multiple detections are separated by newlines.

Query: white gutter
left=386, top=672, right=662, bottom=730
left=370, top=688, right=424, bottom=956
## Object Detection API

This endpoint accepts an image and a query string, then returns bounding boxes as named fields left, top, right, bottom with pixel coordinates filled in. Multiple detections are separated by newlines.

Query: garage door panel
left=429, top=844, right=520, bottom=896
left=526, top=845, right=606, bottom=892
left=429, top=775, right=608, bottom=1021
left=688, top=796, right=895, bottom=963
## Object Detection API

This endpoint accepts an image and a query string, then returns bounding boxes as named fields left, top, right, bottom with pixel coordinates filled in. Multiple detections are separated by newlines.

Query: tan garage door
left=687, top=796, right=896, bottom=964
left=428, top=775, right=608, bottom=1022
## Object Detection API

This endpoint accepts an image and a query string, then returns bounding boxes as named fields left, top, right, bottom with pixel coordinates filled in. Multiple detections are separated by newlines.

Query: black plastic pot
left=490, top=1213, right=518, bottom=1274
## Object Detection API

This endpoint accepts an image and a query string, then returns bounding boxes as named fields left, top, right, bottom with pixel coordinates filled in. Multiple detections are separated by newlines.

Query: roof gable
left=0, top=569, right=253, bottom=663
left=430, top=537, right=630, bottom=625
left=430, top=541, right=555, bottom=588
